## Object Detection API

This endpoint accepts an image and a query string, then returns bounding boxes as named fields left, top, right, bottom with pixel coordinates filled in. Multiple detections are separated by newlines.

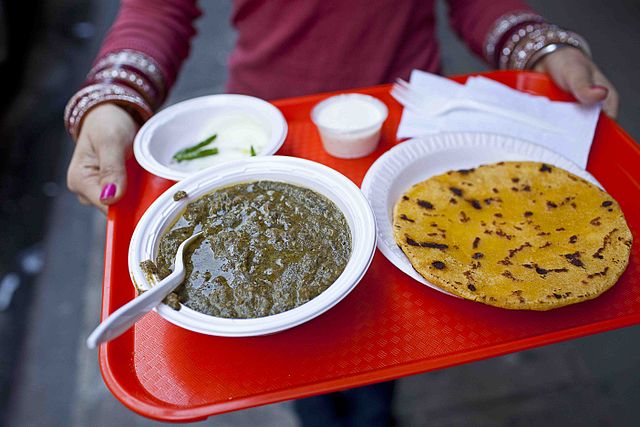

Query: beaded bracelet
left=89, top=49, right=165, bottom=103
left=64, top=49, right=166, bottom=141
left=484, top=11, right=545, bottom=67
left=509, top=26, right=592, bottom=70
left=64, top=83, right=153, bottom=141
left=485, top=12, right=592, bottom=72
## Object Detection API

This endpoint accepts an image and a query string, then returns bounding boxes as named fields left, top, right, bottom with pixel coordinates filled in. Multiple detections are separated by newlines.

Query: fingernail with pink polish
left=590, top=85, right=608, bottom=92
left=100, top=183, right=117, bottom=201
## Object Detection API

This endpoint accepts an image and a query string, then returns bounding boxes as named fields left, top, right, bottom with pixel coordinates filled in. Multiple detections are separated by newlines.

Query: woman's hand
left=534, top=47, right=618, bottom=118
left=67, top=104, right=138, bottom=214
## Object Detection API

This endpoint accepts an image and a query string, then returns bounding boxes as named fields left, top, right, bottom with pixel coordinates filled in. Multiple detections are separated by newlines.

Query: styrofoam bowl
left=133, top=94, right=288, bottom=181
left=128, top=156, right=376, bottom=336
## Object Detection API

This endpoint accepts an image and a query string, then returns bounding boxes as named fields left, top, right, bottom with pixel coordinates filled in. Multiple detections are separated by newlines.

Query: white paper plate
left=129, top=156, right=376, bottom=337
left=360, top=132, right=600, bottom=295
left=134, top=94, right=288, bottom=181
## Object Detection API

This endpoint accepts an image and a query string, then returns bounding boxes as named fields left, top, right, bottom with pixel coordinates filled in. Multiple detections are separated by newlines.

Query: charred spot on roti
left=524, top=211, right=533, bottom=217
left=534, top=264, right=569, bottom=277
left=601, top=201, right=613, bottom=207
left=449, top=187, right=463, bottom=197
left=449, top=198, right=458, bottom=204
left=431, top=261, right=446, bottom=269
left=468, top=199, right=482, bottom=210
left=587, top=267, right=609, bottom=279
left=405, top=235, right=448, bottom=250
left=472, top=237, right=480, bottom=249
left=459, top=211, right=470, bottom=223
left=399, top=214, right=415, bottom=222
left=507, top=242, right=532, bottom=259
left=457, top=168, right=475, bottom=175
left=540, top=164, right=552, bottom=172
left=564, top=252, right=585, bottom=268
left=405, top=236, right=420, bottom=246
left=502, top=270, right=518, bottom=281
left=495, top=229, right=514, bottom=240
left=569, top=235, right=578, bottom=244
left=467, top=284, right=477, bottom=291
left=590, top=217, right=602, bottom=226
left=417, top=199, right=434, bottom=210
left=593, top=228, right=618, bottom=259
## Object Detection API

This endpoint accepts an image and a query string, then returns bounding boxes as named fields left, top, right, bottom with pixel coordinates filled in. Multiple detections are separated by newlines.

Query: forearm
left=64, top=0, right=201, bottom=139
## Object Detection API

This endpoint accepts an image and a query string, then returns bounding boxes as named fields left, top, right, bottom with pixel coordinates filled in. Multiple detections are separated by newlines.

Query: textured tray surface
left=100, top=72, right=640, bottom=422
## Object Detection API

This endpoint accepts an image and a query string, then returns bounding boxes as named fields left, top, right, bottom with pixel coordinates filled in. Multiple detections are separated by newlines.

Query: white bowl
left=133, top=94, right=288, bottom=181
left=128, top=156, right=377, bottom=336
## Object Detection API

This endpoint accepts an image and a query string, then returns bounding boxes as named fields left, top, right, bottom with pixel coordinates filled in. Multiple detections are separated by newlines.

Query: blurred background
left=0, top=1, right=638, bottom=426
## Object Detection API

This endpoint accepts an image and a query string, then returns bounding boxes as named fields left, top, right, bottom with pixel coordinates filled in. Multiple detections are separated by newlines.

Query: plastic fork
left=86, top=232, right=203, bottom=349
left=391, top=79, right=563, bottom=134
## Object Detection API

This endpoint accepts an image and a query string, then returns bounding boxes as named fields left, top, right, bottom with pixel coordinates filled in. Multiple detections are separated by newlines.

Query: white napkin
left=396, top=70, right=601, bottom=168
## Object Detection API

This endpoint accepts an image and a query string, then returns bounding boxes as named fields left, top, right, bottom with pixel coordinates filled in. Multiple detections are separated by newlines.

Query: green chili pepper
left=172, top=134, right=217, bottom=161
left=174, top=147, right=219, bottom=162
left=250, top=145, right=257, bottom=157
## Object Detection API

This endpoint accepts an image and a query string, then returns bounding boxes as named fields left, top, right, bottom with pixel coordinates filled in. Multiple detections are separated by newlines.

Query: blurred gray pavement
left=4, top=1, right=640, bottom=426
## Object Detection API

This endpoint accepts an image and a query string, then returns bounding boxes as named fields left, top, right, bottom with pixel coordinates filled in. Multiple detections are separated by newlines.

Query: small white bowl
left=311, top=93, right=388, bottom=159
left=128, top=156, right=377, bottom=337
left=133, top=94, right=288, bottom=181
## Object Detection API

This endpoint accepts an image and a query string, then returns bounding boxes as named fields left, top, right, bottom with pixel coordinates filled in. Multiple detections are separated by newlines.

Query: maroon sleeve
left=97, top=0, right=202, bottom=90
left=446, top=0, right=537, bottom=60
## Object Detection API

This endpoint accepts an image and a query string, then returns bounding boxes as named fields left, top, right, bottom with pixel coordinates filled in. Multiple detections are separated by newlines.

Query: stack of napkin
left=396, top=70, right=601, bottom=168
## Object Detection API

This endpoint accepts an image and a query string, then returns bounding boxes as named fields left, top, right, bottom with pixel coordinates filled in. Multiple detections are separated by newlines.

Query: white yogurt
left=311, top=94, right=388, bottom=159
left=172, top=112, right=270, bottom=172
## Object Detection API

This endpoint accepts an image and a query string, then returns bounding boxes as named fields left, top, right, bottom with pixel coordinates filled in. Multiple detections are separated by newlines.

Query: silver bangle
left=525, top=43, right=565, bottom=69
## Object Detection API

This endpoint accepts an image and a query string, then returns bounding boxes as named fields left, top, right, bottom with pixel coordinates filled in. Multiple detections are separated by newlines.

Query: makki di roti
left=393, top=161, right=632, bottom=310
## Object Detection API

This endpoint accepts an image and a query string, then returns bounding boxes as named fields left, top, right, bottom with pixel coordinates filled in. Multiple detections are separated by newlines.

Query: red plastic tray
left=100, top=71, right=640, bottom=422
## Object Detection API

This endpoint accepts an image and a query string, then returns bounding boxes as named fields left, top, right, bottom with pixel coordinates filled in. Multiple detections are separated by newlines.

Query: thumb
left=554, top=59, right=607, bottom=105
left=97, top=143, right=128, bottom=205
left=567, top=70, right=608, bottom=106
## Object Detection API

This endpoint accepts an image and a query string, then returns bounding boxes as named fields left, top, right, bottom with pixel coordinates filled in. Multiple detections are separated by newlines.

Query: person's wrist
left=508, top=25, right=591, bottom=70
left=65, top=49, right=166, bottom=142
left=64, top=83, right=152, bottom=141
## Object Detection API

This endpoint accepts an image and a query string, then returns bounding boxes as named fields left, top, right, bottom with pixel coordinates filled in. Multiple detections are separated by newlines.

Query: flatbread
left=393, top=161, right=633, bottom=310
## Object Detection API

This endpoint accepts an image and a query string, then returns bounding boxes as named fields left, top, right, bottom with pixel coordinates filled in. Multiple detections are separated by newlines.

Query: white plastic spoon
left=86, top=232, right=203, bottom=349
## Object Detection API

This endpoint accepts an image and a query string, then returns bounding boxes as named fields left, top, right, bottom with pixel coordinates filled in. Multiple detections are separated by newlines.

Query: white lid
left=129, top=156, right=377, bottom=336
left=311, top=93, right=388, bottom=134
left=134, top=94, right=288, bottom=181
